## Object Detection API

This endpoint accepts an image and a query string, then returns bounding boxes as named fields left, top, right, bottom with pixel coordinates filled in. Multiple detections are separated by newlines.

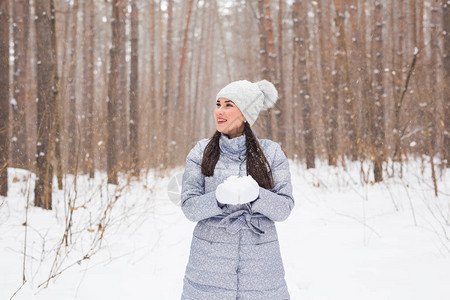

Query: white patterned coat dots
left=181, top=132, right=295, bottom=300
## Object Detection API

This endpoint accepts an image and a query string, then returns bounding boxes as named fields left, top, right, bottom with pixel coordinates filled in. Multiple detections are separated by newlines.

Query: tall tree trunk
left=147, top=0, right=156, bottom=169
left=50, top=0, right=63, bottom=190
left=186, top=0, right=200, bottom=153
left=129, top=0, right=139, bottom=176
left=214, top=0, right=231, bottom=82
left=334, top=0, right=358, bottom=161
left=53, top=0, right=62, bottom=190
left=175, top=0, right=195, bottom=164
left=81, top=0, right=88, bottom=174
left=276, top=0, right=286, bottom=149
left=107, top=0, right=122, bottom=185
left=0, top=0, right=9, bottom=196
left=192, top=1, right=207, bottom=143
left=244, top=1, right=255, bottom=80
left=117, top=1, right=128, bottom=172
left=359, top=0, right=372, bottom=161
left=293, top=0, right=315, bottom=169
left=34, top=0, right=58, bottom=209
left=50, top=0, right=60, bottom=194
left=349, top=0, right=371, bottom=163
left=257, top=0, right=276, bottom=139
left=11, top=0, right=30, bottom=170
left=428, top=0, right=440, bottom=154
left=163, top=0, right=173, bottom=167
left=85, top=0, right=95, bottom=178
left=411, top=0, right=427, bottom=156
left=317, top=0, right=338, bottom=166
left=156, top=0, right=165, bottom=169
left=99, top=0, right=109, bottom=172
left=67, top=0, right=79, bottom=175
left=203, top=1, right=216, bottom=138
left=372, top=1, right=385, bottom=182
left=392, top=1, right=405, bottom=163
left=58, top=0, right=70, bottom=171
left=443, top=0, right=450, bottom=167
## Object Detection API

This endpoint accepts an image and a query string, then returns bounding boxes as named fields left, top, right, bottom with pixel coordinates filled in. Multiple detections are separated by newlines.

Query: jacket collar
left=219, top=132, right=246, bottom=157
left=218, top=128, right=258, bottom=157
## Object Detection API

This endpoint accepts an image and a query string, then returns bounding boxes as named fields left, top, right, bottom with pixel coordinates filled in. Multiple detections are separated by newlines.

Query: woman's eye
left=227, top=104, right=233, bottom=107
left=216, top=103, right=220, bottom=106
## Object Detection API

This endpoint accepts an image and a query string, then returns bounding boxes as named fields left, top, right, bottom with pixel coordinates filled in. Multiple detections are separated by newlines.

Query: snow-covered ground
left=1, top=159, right=449, bottom=300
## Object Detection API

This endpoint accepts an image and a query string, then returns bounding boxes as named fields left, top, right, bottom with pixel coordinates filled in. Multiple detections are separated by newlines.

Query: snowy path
left=1, top=162, right=450, bottom=300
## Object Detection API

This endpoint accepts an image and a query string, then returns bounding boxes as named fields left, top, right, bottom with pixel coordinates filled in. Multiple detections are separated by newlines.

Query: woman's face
left=214, top=98, right=245, bottom=138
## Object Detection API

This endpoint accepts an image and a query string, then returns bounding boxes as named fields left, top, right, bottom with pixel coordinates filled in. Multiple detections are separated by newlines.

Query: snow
left=215, top=175, right=259, bottom=205
left=1, top=160, right=450, bottom=300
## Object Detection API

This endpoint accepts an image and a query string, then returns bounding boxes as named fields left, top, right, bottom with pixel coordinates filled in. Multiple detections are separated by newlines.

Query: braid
left=201, top=131, right=221, bottom=176
left=201, top=124, right=274, bottom=191
left=244, top=122, right=274, bottom=189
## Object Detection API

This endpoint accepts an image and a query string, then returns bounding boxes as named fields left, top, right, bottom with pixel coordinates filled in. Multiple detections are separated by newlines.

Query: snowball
left=216, top=175, right=259, bottom=205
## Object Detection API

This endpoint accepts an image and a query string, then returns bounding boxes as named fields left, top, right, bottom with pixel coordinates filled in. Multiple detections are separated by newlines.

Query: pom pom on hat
left=215, top=79, right=278, bottom=126
left=256, top=80, right=278, bottom=110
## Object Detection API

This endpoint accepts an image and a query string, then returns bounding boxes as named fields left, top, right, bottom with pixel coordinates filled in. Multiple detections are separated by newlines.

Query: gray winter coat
left=181, top=131, right=295, bottom=300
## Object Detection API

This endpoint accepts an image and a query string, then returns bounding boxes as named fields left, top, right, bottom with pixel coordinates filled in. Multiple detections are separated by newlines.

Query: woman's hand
left=215, top=175, right=260, bottom=205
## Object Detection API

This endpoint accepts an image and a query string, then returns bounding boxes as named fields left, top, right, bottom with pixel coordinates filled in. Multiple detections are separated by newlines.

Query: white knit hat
left=215, top=79, right=278, bottom=126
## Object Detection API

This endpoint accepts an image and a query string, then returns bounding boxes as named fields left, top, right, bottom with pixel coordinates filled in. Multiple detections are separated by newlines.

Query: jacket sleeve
left=181, top=140, right=225, bottom=222
left=250, top=143, right=295, bottom=222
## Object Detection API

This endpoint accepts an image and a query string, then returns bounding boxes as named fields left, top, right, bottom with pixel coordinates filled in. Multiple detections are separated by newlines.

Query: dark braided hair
left=201, top=122, right=274, bottom=190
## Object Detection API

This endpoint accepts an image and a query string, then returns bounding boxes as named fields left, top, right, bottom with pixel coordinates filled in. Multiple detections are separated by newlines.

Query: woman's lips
left=217, top=119, right=227, bottom=124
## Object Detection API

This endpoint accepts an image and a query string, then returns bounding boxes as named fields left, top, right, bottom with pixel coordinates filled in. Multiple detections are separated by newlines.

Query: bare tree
left=174, top=0, right=195, bottom=161
left=162, top=0, right=173, bottom=166
left=293, top=0, right=315, bottom=169
left=117, top=1, right=128, bottom=172
left=333, top=0, right=358, bottom=161
left=257, top=0, right=276, bottom=139
left=358, top=0, right=372, bottom=162
left=191, top=1, right=208, bottom=144
left=427, top=0, right=440, bottom=154
left=85, top=0, right=95, bottom=178
left=0, top=0, right=9, bottom=196
left=348, top=0, right=371, bottom=163
left=276, top=0, right=287, bottom=149
left=67, top=0, right=79, bottom=175
left=80, top=0, right=95, bottom=178
left=391, top=1, right=405, bottom=163
left=444, top=0, right=450, bottom=167
left=214, top=0, right=231, bottom=82
left=34, top=0, right=58, bottom=209
left=129, top=0, right=139, bottom=176
left=52, top=0, right=62, bottom=190
left=317, top=0, right=338, bottom=166
left=147, top=0, right=157, bottom=169
left=372, top=0, right=385, bottom=182
left=107, top=0, right=123, bottom=185
left=11, top=0, right=30, bottom=170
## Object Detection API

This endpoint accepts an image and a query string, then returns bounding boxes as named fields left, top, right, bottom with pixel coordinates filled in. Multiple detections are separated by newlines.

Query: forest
left=0, top=0, right=449, bottom=206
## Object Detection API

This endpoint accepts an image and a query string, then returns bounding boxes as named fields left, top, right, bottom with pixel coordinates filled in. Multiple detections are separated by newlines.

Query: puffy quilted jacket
left=181, top=131, right=295, bottom=300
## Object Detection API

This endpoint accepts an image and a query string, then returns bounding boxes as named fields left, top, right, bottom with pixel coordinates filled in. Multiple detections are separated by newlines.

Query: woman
left=180, top=79, right=294, bottom=299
